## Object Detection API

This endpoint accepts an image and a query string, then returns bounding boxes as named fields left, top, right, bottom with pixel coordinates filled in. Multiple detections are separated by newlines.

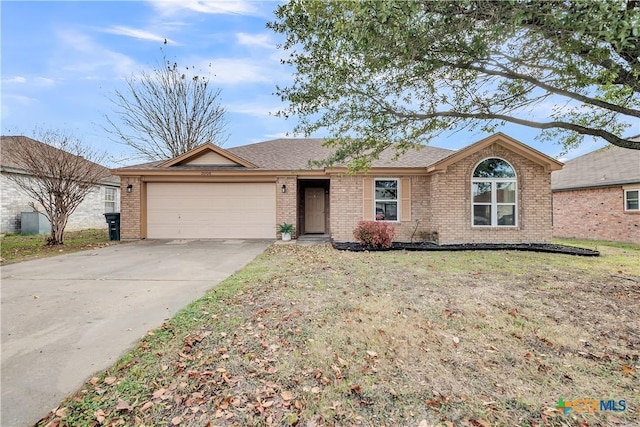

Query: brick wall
left=329, top=174, right=436, bottom=242
left=430, top=143, right=553, bottom=244
left=120, top=177, right=142, bottom=239
left=1, top=172, right=118, bottom=234
left=276, top=177, right=297, bottom=238
left=329, top=174, right=363, bottom=241
left=553, top=186, right=640, bottom=244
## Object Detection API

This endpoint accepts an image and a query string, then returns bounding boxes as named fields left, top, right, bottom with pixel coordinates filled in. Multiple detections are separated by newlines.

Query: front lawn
left=38, top=241, right=639, bottom=427
left=0, top=228, right=115, bottom=264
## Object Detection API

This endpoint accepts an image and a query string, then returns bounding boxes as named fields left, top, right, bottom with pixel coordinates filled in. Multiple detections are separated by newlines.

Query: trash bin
left=104, top=212, right=121, bottom=241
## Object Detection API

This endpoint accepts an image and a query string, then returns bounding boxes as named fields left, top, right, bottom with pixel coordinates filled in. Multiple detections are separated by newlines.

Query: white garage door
left=146, top=182, right=276, bottom=239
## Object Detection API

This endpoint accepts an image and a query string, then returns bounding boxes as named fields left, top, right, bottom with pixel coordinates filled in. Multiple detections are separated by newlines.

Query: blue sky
left=1, top=1, right=632, bottom=166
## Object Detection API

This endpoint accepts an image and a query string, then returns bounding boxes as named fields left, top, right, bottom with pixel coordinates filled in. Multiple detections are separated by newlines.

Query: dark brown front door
left=305, top=187, right=325, bottom=233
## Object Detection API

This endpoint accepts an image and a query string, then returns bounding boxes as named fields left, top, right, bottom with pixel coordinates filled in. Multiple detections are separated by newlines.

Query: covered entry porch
left=297, top=179, right=330, bottom=236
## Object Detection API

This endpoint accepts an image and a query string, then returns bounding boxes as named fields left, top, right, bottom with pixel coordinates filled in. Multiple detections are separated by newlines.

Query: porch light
left=281, top=184, right=287, bottom=193
left=126, top=184, right=133, bottom=193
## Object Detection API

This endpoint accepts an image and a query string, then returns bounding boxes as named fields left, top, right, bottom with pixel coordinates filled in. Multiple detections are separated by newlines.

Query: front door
left=305, top=187, right=325, bottom=233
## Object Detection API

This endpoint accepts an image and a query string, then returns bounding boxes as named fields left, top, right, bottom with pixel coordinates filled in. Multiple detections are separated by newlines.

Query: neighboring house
left=113, top=132, right=563, bottom=244
left=552, top=142, right=640, bottom=244
left=0, top=136, right=121, bottom=234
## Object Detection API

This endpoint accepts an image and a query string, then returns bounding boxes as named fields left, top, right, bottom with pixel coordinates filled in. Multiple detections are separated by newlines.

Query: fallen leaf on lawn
left=152, top=388, right=167, bottom=399
left=103, top=377, right=117, bottom=385
left=469, top=419, right=490, bottom=427
left=453, top=336, right=460, bottom=344
left=417, top=420, right=428, bottom=427
left=94, top=409, right=106, bottom=424
left=171, top=416, right=182, bottom=425
left=141, top=401, right=154, bottom=411
left=311, top=386, right=321, bottom=394
left=622, top=365, right=637, bottom=375
left=366, top=350, right=378, bottom=358
left=90, top=377, right=99, bottom=385
left=116, top=399, right=132, bottom=411
left=508, top=309, right=517, bottom=317
left=55, top=407, right=67, bottom=417
left=350, top=384, right=362, bottom=395
left=281, top=390, right=294, bottom=401
left=389, top=388, right=398, bottom=396
left=262, top=400, right=274, bottom=408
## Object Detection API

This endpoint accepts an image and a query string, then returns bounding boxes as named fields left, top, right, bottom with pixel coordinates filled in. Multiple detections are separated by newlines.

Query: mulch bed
left=333, top=241, right=600, bottom=256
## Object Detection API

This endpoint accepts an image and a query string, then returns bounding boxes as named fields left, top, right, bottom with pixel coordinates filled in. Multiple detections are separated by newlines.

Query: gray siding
left=0, top=172, right=120, bottom=234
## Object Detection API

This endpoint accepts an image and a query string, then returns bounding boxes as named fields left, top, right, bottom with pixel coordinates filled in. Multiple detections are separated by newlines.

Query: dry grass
left=39, top=242, right=639, bottom=427
left=0, top=228, right=116, bottom=264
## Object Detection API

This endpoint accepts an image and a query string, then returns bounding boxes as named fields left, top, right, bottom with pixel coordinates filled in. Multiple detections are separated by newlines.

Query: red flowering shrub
left=353, top=221, right=396, bottom=249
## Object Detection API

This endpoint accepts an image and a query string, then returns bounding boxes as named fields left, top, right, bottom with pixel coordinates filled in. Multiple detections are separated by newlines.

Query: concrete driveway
left=1, top=239, right=270, bottom=426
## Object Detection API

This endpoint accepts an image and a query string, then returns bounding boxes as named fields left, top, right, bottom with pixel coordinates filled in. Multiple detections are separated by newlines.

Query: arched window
left=472, top=158, right=517, bottom=226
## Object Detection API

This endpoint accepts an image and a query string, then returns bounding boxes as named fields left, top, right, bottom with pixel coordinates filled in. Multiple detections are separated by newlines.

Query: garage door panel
left=147, top=183, right=276, bottom=239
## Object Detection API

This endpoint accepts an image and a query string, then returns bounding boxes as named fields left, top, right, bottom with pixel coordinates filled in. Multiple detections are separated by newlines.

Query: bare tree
left=105, top=54, right=229, bottom=161
left=2, top=130, right=110, bottom=245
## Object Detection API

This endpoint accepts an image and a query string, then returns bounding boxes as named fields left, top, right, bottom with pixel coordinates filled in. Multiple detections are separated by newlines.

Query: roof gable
left=159, top=143, right=257, bottom=168
left=427, top=133, right=563, bottom=173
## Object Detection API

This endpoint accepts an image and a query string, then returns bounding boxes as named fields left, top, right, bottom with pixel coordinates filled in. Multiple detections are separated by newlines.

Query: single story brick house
left=0, top=136, right=121, bottom=234
left=113, top=132, right=563, bottom=244
left=552, top=142, right=640, bottom=244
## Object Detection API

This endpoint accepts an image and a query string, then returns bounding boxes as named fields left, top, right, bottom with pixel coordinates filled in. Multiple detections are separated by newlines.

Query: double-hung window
left=374, top=179, right=398, bottom=221
left=625, top=189, right=639, bottom=211
left=472, top=158, right=517, bottom=226
left=105, top=187, right=117, bottom=213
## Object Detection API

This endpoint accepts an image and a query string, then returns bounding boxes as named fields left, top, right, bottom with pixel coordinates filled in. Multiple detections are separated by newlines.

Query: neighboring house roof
left=551, top=145, right=640, bottom=191
left=0, top=135, right=120, bottom=185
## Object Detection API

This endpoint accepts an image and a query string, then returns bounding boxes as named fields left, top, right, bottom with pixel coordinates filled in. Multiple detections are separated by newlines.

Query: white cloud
left=227, top=101, right=279, bottom=116
left=148, top=0, right=262, bottom=16
left=2, top=76, right=26, bottom=84
left=205, top=57, right=287, bottom=85
left=102, top=25, right=177, bottom=45
left=236, top=32, right=274, bottom=49
left=56, top=29, right=139, bottom=78
left=35, top=77, right=56, bottom=86
left=1, top=76, right=56, bottom=86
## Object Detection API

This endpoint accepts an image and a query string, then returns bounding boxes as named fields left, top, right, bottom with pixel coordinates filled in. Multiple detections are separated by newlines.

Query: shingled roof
left=0, top=135, right=119, bottom=185
left=227, top=138, right=454, bottom=169
left=116, top=138, right=455, bottom=171
left=551, top=144, right=640, bottom=190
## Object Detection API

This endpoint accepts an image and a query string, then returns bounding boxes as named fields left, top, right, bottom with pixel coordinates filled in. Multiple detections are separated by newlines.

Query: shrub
left=353, top=221, right=396, bottom=249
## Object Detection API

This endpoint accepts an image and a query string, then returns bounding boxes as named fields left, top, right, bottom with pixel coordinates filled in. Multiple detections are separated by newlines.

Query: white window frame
left=624, top=188, right=639, bottom=211
left=374, top=178, right=400, bottom=222
left=471, top=158, right=517, bottom=227
left=104, top=187, right=118, bottom=213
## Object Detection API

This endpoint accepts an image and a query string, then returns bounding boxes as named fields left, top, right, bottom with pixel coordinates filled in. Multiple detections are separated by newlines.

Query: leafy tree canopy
left=269, top=0, right=640, bottom=169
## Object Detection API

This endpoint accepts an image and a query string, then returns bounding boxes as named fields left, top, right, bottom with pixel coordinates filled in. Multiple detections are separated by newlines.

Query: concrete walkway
left=1, top=239, right=270, bottom=426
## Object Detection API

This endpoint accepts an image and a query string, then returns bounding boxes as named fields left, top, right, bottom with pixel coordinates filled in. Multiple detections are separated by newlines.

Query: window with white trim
left=625, top=189, right=639, bottom=211
left=105, top=187, right=117, bottom=213
left=374, top=179, right=398, bottom=221
left=472, top=158, right=517, bottom=226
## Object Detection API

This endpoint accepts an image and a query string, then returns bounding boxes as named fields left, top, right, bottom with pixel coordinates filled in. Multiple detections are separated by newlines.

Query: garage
left=146, top=182, right=276, bottom=239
